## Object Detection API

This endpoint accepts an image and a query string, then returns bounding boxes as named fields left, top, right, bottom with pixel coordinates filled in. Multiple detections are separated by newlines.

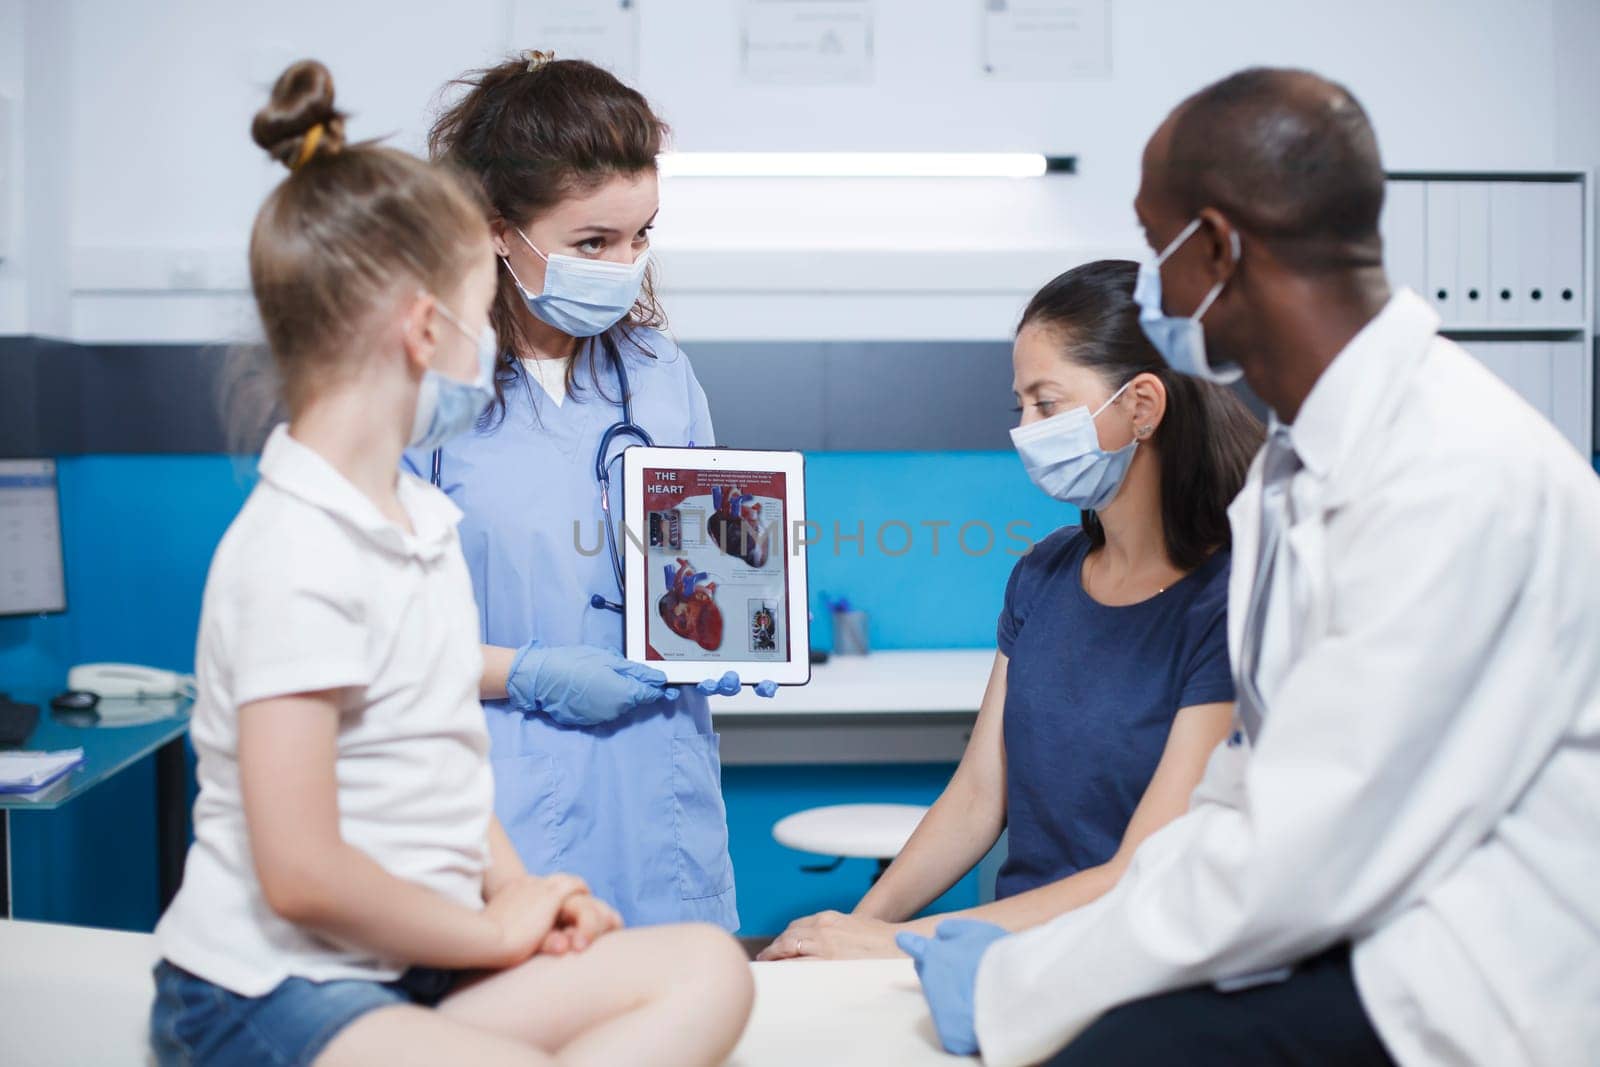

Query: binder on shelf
left=1518, top=340, right=1553, bottom=420
left=1549, top=339, right=1589, bottom=452
left=1424, top=182, right=1459, bottom=322
left=1463, top=340, right=1512, bottom=393
left=1455, top=182, right=1491, bottom=325
left=1464, top=339, right=1588, bottom=455
left=1521, top=184, right=1557, bottom=327
left=1488, top=181, right=1527, bottom=325
left=1546, top=181, right=1584, bottom=326
left=1381, top=180, right=1427, bottom=296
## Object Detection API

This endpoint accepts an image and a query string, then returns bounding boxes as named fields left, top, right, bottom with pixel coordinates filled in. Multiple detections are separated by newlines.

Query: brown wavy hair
left=1018, top=260, right=1264, bottom=571
left=428, top=54, right=670, bottom=422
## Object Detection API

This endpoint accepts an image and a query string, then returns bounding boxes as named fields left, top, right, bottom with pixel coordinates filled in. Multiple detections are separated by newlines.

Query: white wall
left=0, top=0, right=27, bottom=332
left=8, top=0, right=1597, bottom=341
left=1552, top=0, right=1600, bottom=338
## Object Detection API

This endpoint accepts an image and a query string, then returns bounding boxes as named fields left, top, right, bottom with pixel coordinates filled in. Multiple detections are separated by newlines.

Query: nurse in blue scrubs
left=403, top=53, right=767, bottom=931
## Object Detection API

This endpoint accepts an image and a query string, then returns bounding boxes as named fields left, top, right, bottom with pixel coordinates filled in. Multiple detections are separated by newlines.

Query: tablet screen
left=641, top=465, right=789, bottom=664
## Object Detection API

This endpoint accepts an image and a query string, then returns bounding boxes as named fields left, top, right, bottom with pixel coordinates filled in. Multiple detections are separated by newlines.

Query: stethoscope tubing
left=431, top=335, right=653, bottom=615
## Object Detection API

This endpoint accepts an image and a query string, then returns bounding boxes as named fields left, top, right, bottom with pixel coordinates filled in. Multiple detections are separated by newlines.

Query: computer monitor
left=0, top=459, right=67, bottom=616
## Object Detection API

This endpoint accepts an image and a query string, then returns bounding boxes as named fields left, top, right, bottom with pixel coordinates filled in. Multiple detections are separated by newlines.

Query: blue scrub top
left=403, top=328, right=737, bottom=931
left=995, top=526, right=1234, bottom=900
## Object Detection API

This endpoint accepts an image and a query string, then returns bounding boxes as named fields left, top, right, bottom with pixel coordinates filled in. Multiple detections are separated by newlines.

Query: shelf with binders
left=1379, top=170, right=1593, bottom=455
left=1381, top=173, right=1590, bottom=328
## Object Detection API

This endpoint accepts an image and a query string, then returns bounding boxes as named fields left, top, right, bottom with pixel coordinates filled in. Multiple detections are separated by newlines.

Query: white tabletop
left=729, top=959, right=975, bottom=1066
left=0, top=921, right=974, bottom=1066
left=713, top=649, right=996, bottom=717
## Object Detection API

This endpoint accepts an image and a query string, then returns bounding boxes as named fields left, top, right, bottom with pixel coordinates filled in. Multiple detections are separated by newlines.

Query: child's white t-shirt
left=156, top=425, right=494, bottom=996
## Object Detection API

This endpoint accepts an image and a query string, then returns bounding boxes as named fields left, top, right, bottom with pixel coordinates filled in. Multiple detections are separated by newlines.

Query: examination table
left=0, top=920, right=973, bottom=1065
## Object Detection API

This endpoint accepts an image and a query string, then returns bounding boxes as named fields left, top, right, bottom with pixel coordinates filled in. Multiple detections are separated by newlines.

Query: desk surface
left=0, top=696, right=190, bottom=812
left=715, top=649, right=996, bottom=718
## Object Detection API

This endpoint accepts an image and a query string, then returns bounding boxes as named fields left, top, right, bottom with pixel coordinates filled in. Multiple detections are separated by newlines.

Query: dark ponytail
left=1018, top=260, right=1264, bottom=571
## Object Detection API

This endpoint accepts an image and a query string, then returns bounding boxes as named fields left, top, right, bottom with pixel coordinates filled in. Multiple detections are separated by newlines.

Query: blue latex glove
left=507, top=643, right=680, bottom=726
left=695, top=671, right=779, bottom=698
left=896, top=920, right=1009, bottom=1056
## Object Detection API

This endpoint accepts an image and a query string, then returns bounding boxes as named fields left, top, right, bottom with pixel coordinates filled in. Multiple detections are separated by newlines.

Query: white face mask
left=1133, top=217, right=1243, bottom=384
left=409, top=302, right=497, bottom=451
left=1009, top=379, right=1138, bottom=510
left=502, top=228, right=650, bottom=338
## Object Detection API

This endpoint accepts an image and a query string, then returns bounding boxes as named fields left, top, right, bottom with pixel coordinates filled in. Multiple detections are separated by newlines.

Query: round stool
left=772, top=803, right=929, bottom=878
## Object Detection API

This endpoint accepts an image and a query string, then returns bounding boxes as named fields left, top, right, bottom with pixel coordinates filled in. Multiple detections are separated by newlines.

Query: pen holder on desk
left=831, top=609, right=870, bottom=656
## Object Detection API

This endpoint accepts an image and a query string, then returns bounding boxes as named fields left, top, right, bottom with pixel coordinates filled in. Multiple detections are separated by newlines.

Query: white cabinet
left=1383, top=172, right=1593, bottom=454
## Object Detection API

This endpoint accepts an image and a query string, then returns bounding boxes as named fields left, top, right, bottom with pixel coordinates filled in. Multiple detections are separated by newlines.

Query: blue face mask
left=409, top=302, right=497, bottom=451
left=503, top=228, right=649, bottom=338
left=1134, top=218, right=1243, bottom=384
left=1009, top=379, right=1138, bottom=510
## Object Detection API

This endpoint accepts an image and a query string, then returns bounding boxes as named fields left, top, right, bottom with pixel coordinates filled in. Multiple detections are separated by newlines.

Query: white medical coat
left=972, top=290, right=1600, bottom=1067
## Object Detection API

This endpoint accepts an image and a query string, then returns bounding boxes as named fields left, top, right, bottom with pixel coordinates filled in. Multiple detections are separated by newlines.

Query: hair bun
left=252, top=59, right=348, bottom=170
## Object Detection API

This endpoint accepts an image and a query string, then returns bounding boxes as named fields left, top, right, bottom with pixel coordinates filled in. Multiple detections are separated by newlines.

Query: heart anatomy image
left=659, top=557, right=724, bottom=651
left=708, top=485, right=770, bottom=567
left=641, top=464, right=791, bottom=664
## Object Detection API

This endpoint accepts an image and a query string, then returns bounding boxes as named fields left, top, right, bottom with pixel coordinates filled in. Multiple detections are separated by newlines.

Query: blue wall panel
left=2, top=450, right=1066, bottom=934
left=803, top=451, right=1076, bottom=650
left=724, top=763, right=984, bottom=937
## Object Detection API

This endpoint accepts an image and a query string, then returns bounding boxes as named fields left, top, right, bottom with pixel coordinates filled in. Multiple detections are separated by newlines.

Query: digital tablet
left=622, top=446, right=811, bottom=686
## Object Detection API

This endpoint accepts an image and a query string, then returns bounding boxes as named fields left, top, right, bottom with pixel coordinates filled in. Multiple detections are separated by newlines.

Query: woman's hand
left=538, top=893, right=624, bottom=956
left=481, top=873, right=590, bottom=966
left=756, top=911, right=905, bottom=961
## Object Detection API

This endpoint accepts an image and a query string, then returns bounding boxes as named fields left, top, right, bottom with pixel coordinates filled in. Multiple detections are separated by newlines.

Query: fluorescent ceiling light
left=658, top=152, right=1073, bottom=178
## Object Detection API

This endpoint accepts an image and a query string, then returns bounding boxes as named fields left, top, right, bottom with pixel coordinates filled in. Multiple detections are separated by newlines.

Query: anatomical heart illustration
left=708, top=485, right=770, bottom=568
left=658, top=558, right=724, bottom=651
left=641, top=462, right=788, bottom=665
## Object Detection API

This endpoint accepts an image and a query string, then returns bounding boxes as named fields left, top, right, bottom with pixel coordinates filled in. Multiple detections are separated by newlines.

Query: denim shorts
left=149, top=959, right=462, bottom=1066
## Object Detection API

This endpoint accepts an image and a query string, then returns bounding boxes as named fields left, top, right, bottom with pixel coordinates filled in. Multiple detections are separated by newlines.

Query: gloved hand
left=695, top=671, right=779, bottom=698
left=507, top=643, right=679, bottom=727
left=895, top=919, right=1009, bottom=1056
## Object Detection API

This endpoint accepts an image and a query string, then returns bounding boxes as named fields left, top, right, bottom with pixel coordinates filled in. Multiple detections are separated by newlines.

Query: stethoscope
left=431, top=333, right=653, bottom=615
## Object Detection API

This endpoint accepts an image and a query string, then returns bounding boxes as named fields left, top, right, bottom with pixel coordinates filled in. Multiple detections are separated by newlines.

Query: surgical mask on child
left=502, top=228, right=649, bottom=338
left=1009, top=380, right=1139, bottom=510
left=1134, top=218, right=1243, bottom=384
left=409, top=304, right=497, bottom=451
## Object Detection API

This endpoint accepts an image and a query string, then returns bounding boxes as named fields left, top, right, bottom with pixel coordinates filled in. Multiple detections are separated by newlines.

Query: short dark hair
left=1018, top=260, right=1264, bottom=571
left=1165, top=67, right=1386, bottom=272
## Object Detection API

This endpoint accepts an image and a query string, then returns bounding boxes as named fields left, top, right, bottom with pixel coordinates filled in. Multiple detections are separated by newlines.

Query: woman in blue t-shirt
left=761, top=260, right=1264, bottom=960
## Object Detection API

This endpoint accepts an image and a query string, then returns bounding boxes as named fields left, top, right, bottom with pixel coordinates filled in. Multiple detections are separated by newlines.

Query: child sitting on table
left=150, top=59, right=753, bottom=1067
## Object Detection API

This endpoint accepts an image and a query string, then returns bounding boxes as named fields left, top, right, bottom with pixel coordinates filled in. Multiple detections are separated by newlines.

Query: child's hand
left=539, top=893, right=624, bottom=956
left=483, top=873, right=590, bottom=965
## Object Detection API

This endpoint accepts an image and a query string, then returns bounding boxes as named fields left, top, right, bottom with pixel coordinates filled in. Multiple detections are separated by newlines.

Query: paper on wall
left=741, top=0, right=875, bottom=85
left=511, top=0, right=641, bottom=81
left=981, top=0, right=1111, bottom=81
